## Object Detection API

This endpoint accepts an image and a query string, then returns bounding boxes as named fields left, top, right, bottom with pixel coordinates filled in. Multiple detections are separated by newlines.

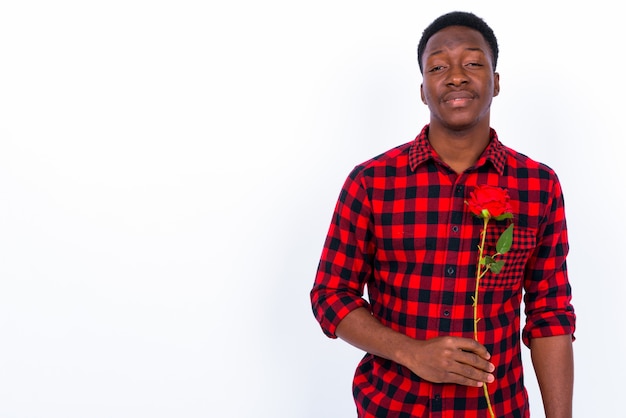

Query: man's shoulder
left=351, top=141, right=413, bottom=175
left=503, top=145, right=560, bottom=181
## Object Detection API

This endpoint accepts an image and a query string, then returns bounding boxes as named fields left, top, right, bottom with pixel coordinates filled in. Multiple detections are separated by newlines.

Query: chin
left=443, top=120, right=480, bottom=132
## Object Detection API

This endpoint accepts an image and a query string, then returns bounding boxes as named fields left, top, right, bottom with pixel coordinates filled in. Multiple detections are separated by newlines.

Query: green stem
left=473, top=217, right=488, bottom=340
left=473, top=217, right=495, bottom=418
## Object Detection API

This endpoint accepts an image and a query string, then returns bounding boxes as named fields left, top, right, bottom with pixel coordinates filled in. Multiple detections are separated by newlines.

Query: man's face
left=420, top=26, right=500, bottom=132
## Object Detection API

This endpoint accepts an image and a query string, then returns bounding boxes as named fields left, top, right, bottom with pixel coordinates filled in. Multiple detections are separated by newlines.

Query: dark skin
left=336, top=307, right=496, bottom=387
left=419, top=25, right=499, bottom=174
left=336, top=26, right=573, bottom=417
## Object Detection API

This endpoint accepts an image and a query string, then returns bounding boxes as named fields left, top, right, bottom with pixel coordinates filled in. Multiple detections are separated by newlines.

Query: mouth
left=443, top=93, right=475, bottom=107
left=447, top=97, right=472, bottom=103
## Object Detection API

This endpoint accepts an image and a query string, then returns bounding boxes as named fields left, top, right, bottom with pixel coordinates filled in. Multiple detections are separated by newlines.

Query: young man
left=310, top=11, right=575, bottom=418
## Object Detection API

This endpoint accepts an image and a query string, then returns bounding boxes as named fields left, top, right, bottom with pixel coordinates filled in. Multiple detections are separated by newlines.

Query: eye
left=428, top=65, right=446, bottom=73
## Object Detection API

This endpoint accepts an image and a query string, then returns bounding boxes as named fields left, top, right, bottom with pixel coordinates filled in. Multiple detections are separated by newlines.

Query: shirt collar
left=409, top=124, right=506, bottom=175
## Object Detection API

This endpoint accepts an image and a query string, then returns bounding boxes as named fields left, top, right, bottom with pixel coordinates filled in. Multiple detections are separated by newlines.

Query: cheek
left=421, top=86, right=434, bottom=105
left=485, top=78, right=498, bottom=97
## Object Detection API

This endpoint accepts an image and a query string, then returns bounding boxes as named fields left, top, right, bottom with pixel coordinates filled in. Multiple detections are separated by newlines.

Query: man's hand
left=336, top=308, right=495, bottom=387
left=401, top=336, right=495, bottom=387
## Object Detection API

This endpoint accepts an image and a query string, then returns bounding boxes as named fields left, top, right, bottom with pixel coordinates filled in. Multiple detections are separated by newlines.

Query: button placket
left=445, top=265, right=456, bottom=277
left=431, top=393, right=442, bottom=412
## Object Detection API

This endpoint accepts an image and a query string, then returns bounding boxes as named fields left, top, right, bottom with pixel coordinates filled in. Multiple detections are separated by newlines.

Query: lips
left=443, top=91, right=475, bottom=103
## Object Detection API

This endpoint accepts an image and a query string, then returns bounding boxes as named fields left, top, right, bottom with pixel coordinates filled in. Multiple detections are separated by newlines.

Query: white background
left=0, top=1, right=623, bottom=417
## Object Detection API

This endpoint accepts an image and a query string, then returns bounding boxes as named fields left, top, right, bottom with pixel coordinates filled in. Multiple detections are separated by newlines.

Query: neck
left=427, top=123, right=491, bottom=174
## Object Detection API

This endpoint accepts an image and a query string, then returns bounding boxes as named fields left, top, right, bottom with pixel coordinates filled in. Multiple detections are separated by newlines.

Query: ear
left=493, top=72, right=500, bottom=97
left=420, top=84, right=427, bottom=104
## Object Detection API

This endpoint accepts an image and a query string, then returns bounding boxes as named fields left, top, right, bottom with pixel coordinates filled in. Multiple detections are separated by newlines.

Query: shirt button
left=432, top=393, right=442, bottom=411
left=451, top=225, right=459, bottom=233
left=443, top=310, right=450, bottom=317
left=455, top=185, right=464, bottom=196
left=446, top=266, right=455, bottom=276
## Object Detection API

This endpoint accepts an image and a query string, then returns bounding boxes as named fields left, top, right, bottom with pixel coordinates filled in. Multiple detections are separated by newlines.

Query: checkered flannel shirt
left=310, top=125, right=576, bottom=417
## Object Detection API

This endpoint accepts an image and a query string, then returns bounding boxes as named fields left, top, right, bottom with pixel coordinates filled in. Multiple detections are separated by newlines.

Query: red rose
left=466, top=185, right=513, bottom=220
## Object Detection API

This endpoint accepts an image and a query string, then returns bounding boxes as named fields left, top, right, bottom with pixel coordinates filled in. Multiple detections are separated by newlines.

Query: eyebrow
left=426, top=46, right=486, bottom=59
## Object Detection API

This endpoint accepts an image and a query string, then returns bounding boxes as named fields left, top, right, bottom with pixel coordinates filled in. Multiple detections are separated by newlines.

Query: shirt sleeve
left=310, top=167, right=374, bottom=338
left=522, top=174, right=576, bottom=347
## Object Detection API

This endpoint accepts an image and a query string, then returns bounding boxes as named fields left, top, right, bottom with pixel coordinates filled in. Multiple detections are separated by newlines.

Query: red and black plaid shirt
left=311, top=125, right=576, bottom=417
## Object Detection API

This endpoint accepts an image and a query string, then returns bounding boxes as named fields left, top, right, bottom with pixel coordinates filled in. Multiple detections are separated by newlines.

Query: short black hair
left=417, top=11, right=499, bottom=74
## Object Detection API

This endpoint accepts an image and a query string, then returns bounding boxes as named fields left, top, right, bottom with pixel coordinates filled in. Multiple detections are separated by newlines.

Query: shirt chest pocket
left=479, top=225, right=537, bottom=289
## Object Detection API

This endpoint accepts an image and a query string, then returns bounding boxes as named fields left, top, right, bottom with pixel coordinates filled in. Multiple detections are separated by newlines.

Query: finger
left=457, top=362, right=495, bottom=383
left=446, top=362, right=495, bottom=387
left=456, top=338, right=491, bottom=360
left=457, top=350, right=495, bottom=373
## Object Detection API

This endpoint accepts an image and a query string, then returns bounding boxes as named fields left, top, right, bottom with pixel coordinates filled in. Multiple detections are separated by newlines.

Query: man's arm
left=530, top=334, right=574, bottom=418
left=335, top=307, right=495, bottom=387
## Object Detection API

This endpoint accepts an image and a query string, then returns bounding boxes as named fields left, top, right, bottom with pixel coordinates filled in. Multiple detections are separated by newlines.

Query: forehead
left=424, top=25, right=489, bottom=57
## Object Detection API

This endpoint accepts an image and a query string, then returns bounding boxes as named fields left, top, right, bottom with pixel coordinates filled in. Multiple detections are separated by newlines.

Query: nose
left=446, top=65, right=468, bottom=86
